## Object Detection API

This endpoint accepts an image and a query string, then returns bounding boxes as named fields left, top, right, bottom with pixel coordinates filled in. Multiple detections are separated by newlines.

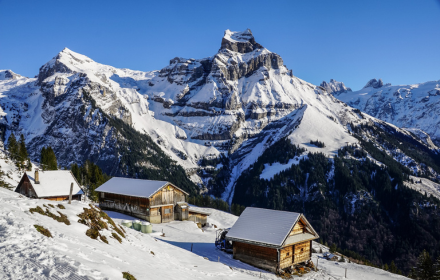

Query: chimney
left=35, top=169, right=40, bottom=184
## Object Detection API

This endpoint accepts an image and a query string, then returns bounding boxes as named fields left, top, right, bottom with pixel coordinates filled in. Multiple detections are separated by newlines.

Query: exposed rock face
left=144, top=29, right=297, bottom=141
left=363, top=78, right=384, bottom=89
left=320, top=79, right=352, bottom=95
left=220, top=29, right=263, bottom=54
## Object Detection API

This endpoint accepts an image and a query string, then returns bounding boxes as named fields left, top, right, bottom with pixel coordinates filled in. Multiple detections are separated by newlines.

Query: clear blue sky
left=1, top=0, right=439, bottom=90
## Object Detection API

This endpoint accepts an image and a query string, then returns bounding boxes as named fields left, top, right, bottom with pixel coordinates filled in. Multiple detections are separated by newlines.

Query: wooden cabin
left=15, top=169, right=83, bottom=201
left=225, top=207, right=319, bottom=273
left=95, top=177, right=189, bottom=224
left=188, top=208, right=210, bottom=226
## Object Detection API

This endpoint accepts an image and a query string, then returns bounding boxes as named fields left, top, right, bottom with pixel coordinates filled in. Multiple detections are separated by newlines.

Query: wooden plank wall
left=280, top=246, right=293, bottom=269
left=188, top=213, right=207, bottom=225
left=45, top=195, right=81, bottom=201
left=293, top=241, right=311, bottom=264
left=233, top=242, right=278, bottom=272
left=290, top=220, right=305, bottom=236
left=161, top=205, right=174, bottom=223
left=150, top=185, right=186, bottom=206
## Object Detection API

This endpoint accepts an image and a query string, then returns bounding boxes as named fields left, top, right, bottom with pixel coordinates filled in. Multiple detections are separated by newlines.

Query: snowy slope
left=332, top=78, right=440, bottom=147
left=0, top=186, right=409, bottom=279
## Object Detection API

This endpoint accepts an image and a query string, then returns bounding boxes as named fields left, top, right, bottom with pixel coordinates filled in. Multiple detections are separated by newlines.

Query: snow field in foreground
left=0, top=188, right=408, bottom=279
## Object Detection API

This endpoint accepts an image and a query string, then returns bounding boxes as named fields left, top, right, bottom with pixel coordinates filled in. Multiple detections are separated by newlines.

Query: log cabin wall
left=280, top=245, right=293, bottom=269
left=233, top=241, right=278, bottom=272
left=292, top=240, right=311, bottom=264
left=15, top=174, right=37, bottom=198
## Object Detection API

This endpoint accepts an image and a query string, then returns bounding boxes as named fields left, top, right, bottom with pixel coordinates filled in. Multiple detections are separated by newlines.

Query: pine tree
left=18, top=134, right=28, bottom=162
left=433, top=257, right=440, bottom=280
left=384, top=263, right=389, bottom=271
left=390, top=261, right=397, bottom=274
left=40, top=146, right=57, bottom=170
left=413, top=250, right=433, bottom=280
left=7, top=133, right=18, bottom=160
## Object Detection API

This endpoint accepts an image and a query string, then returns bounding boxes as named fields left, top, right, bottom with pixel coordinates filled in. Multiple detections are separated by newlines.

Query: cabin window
left=101, top=193, right=104, bottom=198
left=164, top=208, right=171, bottom=214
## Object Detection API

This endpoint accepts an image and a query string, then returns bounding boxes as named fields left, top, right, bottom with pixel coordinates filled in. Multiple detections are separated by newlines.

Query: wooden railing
left=100, top=201, right=147, bottom=215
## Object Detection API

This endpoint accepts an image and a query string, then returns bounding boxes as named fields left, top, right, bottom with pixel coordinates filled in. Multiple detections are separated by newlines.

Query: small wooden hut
left=15, top=169, right=83, bottom=201
left=226, top=207, right=319, bottom=272
left=95, top=177, right=189, bottom=224
left=188, top=208, right=210, bottom=226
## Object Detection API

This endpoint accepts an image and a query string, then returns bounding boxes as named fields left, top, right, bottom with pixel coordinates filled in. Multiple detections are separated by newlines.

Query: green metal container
left=121, top=220, right=132, bottom=228
left=133, top=220, right=141, bottom=231
left=141, top=222, right=152, bottom=233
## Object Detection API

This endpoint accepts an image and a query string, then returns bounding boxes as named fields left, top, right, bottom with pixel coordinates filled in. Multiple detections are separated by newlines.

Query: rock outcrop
left=320, top=79, right=352, bottom=95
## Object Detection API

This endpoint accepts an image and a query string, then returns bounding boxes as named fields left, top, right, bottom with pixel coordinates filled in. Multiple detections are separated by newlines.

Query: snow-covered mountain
left=331, top=78, right=440, bottom=147
left=1, top=29, right=439, bottom=194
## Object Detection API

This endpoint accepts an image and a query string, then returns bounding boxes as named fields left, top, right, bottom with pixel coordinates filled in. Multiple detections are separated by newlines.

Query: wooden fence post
left=68, top=183, right=73, bottom=204
left=345, top=268, right=347, bottom=278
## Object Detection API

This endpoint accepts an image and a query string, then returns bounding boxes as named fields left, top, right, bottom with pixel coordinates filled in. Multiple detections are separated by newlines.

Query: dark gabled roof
left=94, top=177, right=189, bottom=198
left=226, top=207, right=318, bottom=248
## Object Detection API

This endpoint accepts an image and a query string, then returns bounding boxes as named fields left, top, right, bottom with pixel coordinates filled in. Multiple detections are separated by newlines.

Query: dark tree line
left=40, top=146, right=58, bottom=170
left=188, top=195, right=246, bottom=216
left=71, top=160, right=111, bottom=201
left=7, top=133, right=31, bottom=170
left=310, top=139, right=326, bottom=148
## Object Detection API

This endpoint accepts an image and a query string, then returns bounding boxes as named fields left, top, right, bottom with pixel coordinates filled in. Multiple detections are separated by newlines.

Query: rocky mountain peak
left=0, top=70, right=23, bottom=80
left=220, top=29, right=263, bottom=53
left=37, top=48, right=96, bottom=85
left=363, top=78, right=384, bottom=89
left=320, top=79, right=352, bottom=95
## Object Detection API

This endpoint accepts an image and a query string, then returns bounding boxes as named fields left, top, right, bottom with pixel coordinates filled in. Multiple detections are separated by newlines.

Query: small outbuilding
left=15, top=169, right=83, bottom=201
left=226, top=207, right=319, bottom=272
left=188, top=208, right=210, bottom=226
left=95, top=177, right=189, bottom=224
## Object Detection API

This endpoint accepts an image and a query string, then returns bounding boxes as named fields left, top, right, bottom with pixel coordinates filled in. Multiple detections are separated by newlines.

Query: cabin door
left=182, top=207, right=188, bottom=220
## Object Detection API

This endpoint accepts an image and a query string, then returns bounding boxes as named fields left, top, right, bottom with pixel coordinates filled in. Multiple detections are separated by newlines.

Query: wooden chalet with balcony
left=95, top=177, right=190, bottom=224
left=225, top=207, right=319, bottom=273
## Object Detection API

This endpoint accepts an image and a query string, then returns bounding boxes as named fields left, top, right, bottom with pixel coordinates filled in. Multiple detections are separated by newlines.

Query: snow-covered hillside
left=0, top=187, right=409, bottom=280
left=328, top=78, right=440, bottom=147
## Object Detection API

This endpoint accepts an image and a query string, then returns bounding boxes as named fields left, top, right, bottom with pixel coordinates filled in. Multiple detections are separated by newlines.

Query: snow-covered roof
left=27, top=170, right=83, bottom=198
left=226, top=207, right=317, bottom=248
left=188, top=207, right=210, bottom=216
left=95, top=177, right=188, bottom=198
